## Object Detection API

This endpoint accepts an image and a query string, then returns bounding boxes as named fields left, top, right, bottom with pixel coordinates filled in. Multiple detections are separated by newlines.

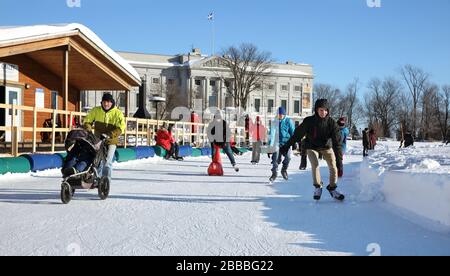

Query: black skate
left=281, top=170, right=288, bottom=180
left=327, top=185, right=345, bottom=201
left=269, top=172, right=278, bottom=182
left=314, top=187, right=323, bottom=201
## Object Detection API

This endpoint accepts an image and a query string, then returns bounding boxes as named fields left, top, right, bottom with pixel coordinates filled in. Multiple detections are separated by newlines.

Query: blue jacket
left=340, top=127, right=350, bottom=153
left=269, top=117, right=295, bottom=147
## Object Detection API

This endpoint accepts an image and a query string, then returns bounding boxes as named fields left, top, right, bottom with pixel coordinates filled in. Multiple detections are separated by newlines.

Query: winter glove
left=83, top=123, right=93, bottom=132
left=279, top=144, right=289, bottom=155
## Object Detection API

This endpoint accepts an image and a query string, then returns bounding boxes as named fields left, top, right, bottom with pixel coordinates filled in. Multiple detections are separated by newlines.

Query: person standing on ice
left=250, top=116, right=267, bottom=165
left=279, top=99, right=345, bottom=201
left=83, top=93, right=125, bottom=184
left=207, top=111, right=239, bottom=172
left=336, top=117, right=349, bottom=177
left=268, top=107, right=295, bottom=182
left=362, top=128, right=370, bottom=157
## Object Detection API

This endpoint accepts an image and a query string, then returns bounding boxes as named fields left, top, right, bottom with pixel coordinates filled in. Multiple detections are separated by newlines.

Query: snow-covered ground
left=1, top=141, right=450, bottom=256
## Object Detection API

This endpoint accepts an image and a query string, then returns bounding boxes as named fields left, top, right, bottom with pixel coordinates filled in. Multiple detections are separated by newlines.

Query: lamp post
left=150, top=96, right=166, bottom=128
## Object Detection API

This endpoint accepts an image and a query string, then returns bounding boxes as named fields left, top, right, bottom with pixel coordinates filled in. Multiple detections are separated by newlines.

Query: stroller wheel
left=98, top=177, right=110, bottom=200
left=61, top=182, right=72, bottom=204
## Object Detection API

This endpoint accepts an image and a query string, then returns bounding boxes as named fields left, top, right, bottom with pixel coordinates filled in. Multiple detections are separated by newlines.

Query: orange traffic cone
left=208, top=145, right=224, bottom=176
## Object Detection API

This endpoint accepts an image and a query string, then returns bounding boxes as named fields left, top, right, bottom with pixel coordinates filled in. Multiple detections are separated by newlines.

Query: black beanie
left=102, top=93, right=114, bottom=103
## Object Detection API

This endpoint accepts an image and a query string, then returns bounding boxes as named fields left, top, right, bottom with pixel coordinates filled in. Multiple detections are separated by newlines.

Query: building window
left=152, top=78, right=160, bottom=84
left=167, top=79, right=175, bottom=85
left=254, top=98, right=261, bottom=113
left=209, top=95, right=217, bottom=107
left=210, top=80, right=216, bottom=86
left=118, top=93, right=126, bottom=108
left=281, top=100, right=287, bottom=112
left=281, top=85, right=289, bottom=91
left=136, top=93, right=140, bottom=108
left=195, top=79, right=201, bottom=86
left=268, top=84, right=274, bottom=90
left=225, top=81, right=230, bottom=87
left=294, top=100, right=300, bottom=114
left=268, top=99, right=274, bottom=113
left=51, top=91, right=58, bottom=110
left=294, top=85, right=301, bottom=92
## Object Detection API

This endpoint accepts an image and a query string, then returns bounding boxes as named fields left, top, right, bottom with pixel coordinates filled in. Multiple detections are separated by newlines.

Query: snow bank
left=351, top=141, right=450, bottom=231
left=382, top=171, right=450, bottom=230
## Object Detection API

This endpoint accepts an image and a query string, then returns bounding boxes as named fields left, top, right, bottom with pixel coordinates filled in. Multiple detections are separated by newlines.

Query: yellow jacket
left=83, top=106, right=126, bottom=145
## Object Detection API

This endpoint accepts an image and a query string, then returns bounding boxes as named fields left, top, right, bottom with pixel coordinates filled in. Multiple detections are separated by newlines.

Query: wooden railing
left=0, top=104, right=246, bottom=157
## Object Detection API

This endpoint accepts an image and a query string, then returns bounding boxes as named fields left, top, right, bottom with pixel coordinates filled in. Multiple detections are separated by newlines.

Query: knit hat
left=278, top=107, right=286, bottom=116
left=102, top=93, right=114, bottom=103
left=338, top=117, right=346, bottom=127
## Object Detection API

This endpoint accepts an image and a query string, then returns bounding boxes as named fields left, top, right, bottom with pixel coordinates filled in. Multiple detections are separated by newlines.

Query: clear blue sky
left=1, top=0, right=449, bottom=93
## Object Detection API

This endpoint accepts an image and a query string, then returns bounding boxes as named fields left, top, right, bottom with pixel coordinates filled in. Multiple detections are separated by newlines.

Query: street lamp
left=150, top=96, right=166, bottom=128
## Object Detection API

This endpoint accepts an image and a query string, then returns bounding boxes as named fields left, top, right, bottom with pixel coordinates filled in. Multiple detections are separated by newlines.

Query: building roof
left=0, top=23, right=141, bottom=88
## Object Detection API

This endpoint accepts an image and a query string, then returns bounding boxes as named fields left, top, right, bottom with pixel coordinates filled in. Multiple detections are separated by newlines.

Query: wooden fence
left=0, top=103, right=246, bottom=157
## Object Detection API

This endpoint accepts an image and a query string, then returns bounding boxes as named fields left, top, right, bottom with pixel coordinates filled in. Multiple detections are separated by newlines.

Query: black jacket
left=284, top=114, right=343, bottom=164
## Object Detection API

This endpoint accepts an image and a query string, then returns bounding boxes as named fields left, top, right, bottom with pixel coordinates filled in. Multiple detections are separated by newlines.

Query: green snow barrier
left=115, top=148, right=137, bottom=163
left=238, top=148, right=250, bottom=154
left=153, top=146, right=168, bottom=157
left=0, top=156, right=31, bottom=175
left=191, top=148, right=202, bottom=157
left=55, top=152, right=67, bottom=160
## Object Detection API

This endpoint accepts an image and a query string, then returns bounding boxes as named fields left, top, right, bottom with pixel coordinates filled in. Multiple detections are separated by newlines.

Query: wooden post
left=147, top=119, right=151, bottom=146
left=12, top=126, right=19, bottom=157
left=32, top=106, right=37, bottom=153
left=63, top=47, right=69, bottom=129
left=51, top=110, right=57, bottom=153
left=124, top=117, right=128, bottom=149
left=182, top=123, right=186, bottom=146
left=135, top=119, right=139, bottom=147
left=125, top=90, right=130, bottom=117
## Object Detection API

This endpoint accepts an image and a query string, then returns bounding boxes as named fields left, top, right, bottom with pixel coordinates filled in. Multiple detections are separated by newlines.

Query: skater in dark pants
left=268, top=107, right=295, bottom=182
left=207, top=111, right=239, bottom=172
left=280, top=99, right=344, bottom=201
left=362, top=128, right=370, bottom=157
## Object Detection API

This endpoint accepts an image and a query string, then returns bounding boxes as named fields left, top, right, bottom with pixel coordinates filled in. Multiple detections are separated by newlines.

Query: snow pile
left=347, top=141, right=450, bottom=230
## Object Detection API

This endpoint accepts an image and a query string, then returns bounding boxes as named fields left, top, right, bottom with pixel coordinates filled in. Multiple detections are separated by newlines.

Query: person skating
left=280, top=99, right=344, bottom=201
left=362, top=128, right=370, bottom=157
left=336, top=117, right=349, bottom=177
left=268, top=107, right=295, bottom=182
left=250, top=116, right=267, bottom=165
left=207, top=111, right=239, bottom=172
left=83, top=93, right=125, bottom=184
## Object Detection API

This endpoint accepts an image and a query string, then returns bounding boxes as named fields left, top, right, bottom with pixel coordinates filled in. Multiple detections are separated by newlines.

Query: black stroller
left=60, top=129, right=110, bottom=204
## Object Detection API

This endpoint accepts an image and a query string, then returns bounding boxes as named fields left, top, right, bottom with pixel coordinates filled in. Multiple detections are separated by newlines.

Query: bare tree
left=343, top=78, right=361, bottom=129
left=366, top=77, right=401, bottom=137
left=435, top=85, right=450, bottom=140
left=155, top=81, right=184, bottom=120
left=400, top=65, right=429, bottom=137
left=420, top=83, right=439, bottom=140
left=221, top=43, right=272, bottom=108
left=313, top=83, right=341, bottom=113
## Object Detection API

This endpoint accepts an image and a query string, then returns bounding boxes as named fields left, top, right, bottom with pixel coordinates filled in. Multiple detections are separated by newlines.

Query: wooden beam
left=63, top=46, right=69, bottom=128
left=125, top=90, right=129, bottom=117
left=0, top=37, right=70, bottom=58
